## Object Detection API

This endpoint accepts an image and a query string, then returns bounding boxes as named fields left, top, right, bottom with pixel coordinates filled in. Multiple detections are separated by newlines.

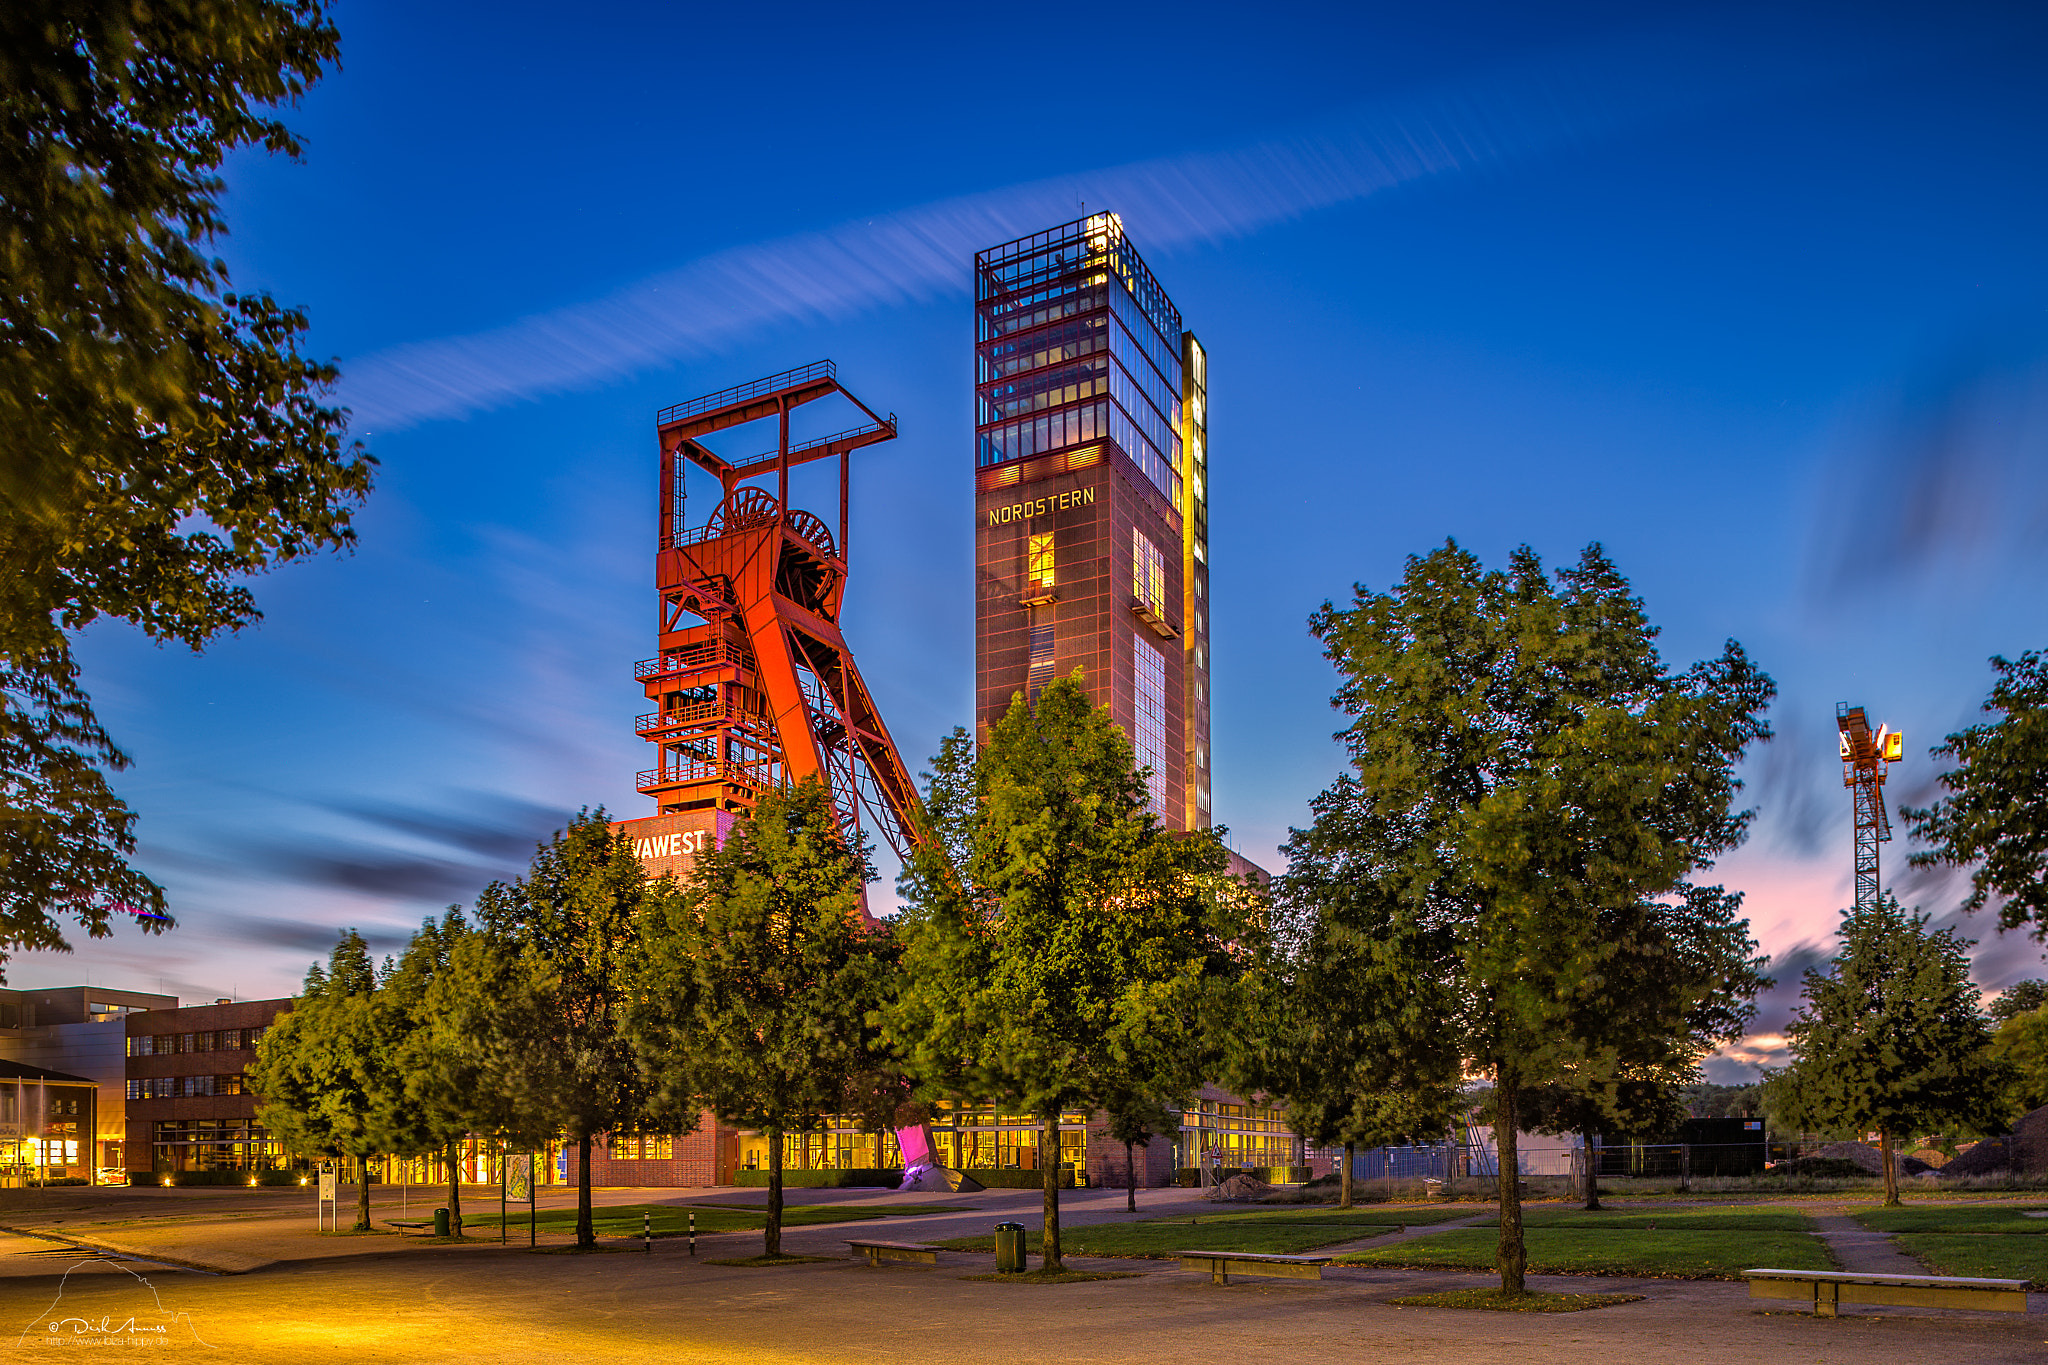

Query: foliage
left=470, top=808, right=656, bottom=1246
left=1989, top=1005, right=2048, bottom=1115
left=1101, top=1089, right=1178, bottom=1211
left=246, top=931, right=399, bottom=1230
left=890, top=682, right=1254, bottom=1270
left=1990, top=978, right=2048, bottom=1024
left=1763, top=894, right=2010, bottom=1204
left=1229, top=773, right=1464, bottom=1210
left=0, top=0, right=374, bottom=960
left=1905, top=652, right=2048, bottom=936
left=1307, top=541, right=1775, bottom=1289
left=1682, top=1081, right=1764, bottom=1119
left=631, top=779, right=890, bottom=1258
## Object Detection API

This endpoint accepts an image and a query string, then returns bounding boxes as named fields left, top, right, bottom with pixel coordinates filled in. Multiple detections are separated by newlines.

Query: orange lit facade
left=975, top=215, right=1213, bottom=828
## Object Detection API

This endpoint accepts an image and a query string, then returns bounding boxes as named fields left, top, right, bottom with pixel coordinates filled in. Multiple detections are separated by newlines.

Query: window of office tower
left=1027, top=530, right=1055, bottom=590
left=1133, top=635, right=1167, bottom=814
left=1132, top=529, right=1165, bottom=615
left=976, top=215, right=1183, bottom=506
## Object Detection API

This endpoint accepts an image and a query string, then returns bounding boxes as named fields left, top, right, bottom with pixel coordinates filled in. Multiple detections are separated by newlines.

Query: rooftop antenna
left=1836, top=703, right=1904, bottom=910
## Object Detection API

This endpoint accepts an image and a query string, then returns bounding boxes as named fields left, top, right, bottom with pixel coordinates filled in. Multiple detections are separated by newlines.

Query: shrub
left=961, top=1168, right=1079, bottom=1189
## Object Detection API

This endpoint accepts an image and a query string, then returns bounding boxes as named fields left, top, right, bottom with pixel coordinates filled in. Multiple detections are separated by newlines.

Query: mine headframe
left=632, top=360, right=923, bottom=862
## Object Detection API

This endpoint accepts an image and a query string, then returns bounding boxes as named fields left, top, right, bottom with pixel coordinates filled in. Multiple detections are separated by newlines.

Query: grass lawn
left=1893, top=1233, right=2048, bottom=1288
left=938, top=1207, right=1470, bottom=1260
left=1387, top=1288, right=1643, bottom=1312
left=1847, top=1204, right=2048, bottom=1234
left=465, top=1203, right=970, bottom=1237
left=1338, top=1228, right=1833, bottom=1279
left=1520, top=1208, right=1817, bottom=1233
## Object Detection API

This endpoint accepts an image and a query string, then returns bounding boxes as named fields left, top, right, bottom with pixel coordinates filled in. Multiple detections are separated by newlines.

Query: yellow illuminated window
left=1028, top=531, right=1055, bottom=589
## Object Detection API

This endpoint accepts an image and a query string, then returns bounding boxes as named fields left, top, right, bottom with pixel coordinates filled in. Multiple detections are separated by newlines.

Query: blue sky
left=24, top=1, right=2048, bottom=1075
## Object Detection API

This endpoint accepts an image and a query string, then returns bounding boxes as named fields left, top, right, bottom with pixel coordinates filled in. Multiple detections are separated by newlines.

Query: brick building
left=124, top=997, right=293, bottom=1177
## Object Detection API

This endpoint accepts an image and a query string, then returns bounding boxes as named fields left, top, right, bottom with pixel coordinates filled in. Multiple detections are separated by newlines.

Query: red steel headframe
left=632, top=361, right=924, bottom=862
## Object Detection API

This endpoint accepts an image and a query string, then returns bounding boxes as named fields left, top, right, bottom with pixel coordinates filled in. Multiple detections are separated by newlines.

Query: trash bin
left=994, top=1221, right=1026, bottom=1274
left=433, top=1207, right=450, bottom=1237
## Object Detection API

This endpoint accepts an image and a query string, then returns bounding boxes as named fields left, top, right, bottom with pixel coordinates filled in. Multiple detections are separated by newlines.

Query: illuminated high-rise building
left=974, top=214, right=1211, bottom=828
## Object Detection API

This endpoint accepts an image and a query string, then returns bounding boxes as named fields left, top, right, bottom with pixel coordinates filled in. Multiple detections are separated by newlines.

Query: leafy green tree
left=1, top=0, right=373, bottom=959
left=473, top=809, right=655, bottom=1248
left=1764, top=894, right=2008, bottom=1205
left=1520, top=883, right=1768, bottom=1208
left=631, top=779, right=891, bottom=1259
left=1310, top=542, right=1774, bottom=1293
left=1099, top=1090, right=1178, bottom=1214
left=1232, top=773, right=1466, bottom=1211
left=382, top=909, right=546, bottom=1239
left=1906, top=652, right=2048, bottom=936
left=247, top=930, right=400, bottom=1231
left=1990, top=979, right=2048, bottom=1025
left=1989, top=1006, right=2048, bottom=1115
left=891, top=683, right=1249, bottom=1272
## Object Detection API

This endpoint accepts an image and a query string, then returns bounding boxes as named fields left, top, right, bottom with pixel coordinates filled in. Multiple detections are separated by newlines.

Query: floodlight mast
left=634, top=360, right=925, bottom=866
left=1835, top=702, right=1903, bottom=911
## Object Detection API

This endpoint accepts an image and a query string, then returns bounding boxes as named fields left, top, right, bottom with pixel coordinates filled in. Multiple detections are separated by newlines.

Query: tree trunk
left=1040, top=1114, right=1063, bottom=1272
left=766, top=1126, right=784, bottom=1258
left=1582, top=1128, right=1600, bottom=1211
left=1340, top=1141, right=1354, bottom=1210
left=1879, top=1131, right=1899, bottom=1207
left=575, top=1134, right=594, bottom=1247
left=446, top=1138, right=464, bottom=1237
left=354, top=1156, right=371, bottom=1232
left=1496, top=1082, right=1526, bottom=1296
left=1124, top=1140, right=1137, bottom=1213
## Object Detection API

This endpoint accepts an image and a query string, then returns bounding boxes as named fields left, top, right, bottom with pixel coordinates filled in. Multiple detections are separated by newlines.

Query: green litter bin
left=433, top=1207, right=450, bottom=1237
left=994, top=1221, right=1026, bottom=1274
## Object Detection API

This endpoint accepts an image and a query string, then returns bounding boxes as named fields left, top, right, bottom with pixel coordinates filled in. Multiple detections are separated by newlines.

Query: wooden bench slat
left=846, top=1238, right=939, bottom=1266
left=1176, top=1250, right=1331, bottom=1285
left=1743, top=1268, right=2028, bottom=1315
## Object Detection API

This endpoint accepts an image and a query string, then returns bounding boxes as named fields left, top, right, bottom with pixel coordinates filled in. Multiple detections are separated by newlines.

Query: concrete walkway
left=1809, top=1212, right=1931, bottom=1275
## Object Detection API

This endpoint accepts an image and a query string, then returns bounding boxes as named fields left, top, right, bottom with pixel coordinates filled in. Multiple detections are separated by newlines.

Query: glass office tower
left=973, top=214, right=1211, bottom=829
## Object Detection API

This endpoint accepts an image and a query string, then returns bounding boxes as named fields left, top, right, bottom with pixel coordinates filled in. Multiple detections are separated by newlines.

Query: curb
left=0, top=1224, right=259, bottom=1276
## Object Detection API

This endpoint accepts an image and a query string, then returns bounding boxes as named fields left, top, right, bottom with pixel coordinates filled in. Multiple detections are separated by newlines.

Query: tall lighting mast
left=1836, top=702, right=1905, bottom=911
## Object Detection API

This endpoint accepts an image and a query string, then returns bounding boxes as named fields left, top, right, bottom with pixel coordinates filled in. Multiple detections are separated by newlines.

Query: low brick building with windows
left=125, top=998, right=293, bottom=1179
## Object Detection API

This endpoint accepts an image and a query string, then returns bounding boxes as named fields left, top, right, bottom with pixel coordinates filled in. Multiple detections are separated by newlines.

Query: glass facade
left=1177, top=1097, right=1300, bottom=1169
left=151, top=1119, right=286, bottom=1173
left=1132, top=634, right=1168, bottom=816
left=977, top=214, right=1184, bottom=507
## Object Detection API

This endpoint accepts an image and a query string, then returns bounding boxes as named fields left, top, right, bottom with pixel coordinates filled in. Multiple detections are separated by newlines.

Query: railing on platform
left=633, top=640, right=754, bottom=680
left=656, top=360, right=836, bottom=427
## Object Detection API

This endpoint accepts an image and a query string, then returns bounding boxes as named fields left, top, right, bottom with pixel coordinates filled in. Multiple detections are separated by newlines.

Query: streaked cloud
left=342, top=30, right=1849, bottom=431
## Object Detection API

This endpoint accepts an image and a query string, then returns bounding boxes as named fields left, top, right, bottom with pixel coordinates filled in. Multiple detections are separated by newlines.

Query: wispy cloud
left=342, top=30, right=1852, bottom=431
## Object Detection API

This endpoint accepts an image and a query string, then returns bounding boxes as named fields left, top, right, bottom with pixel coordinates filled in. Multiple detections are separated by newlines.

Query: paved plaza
left=0, top=1186, right=2042, bottom=1362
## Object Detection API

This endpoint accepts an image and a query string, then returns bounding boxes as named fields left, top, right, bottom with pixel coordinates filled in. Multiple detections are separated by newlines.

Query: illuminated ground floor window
left=152, top=1120, right=288, bottom=1172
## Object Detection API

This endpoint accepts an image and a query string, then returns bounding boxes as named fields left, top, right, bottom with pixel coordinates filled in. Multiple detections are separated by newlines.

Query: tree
left=473, top=809, right=655, bottom=1248
left=1764, top=894, right=2008, bottom=1205
left=1099, top=1091, right=1178, bottom=1214
left=1233, top=773, right=1466, bottom=1211
left=1990, top=980, right=2048, bottom=1025
left=1905, top=651, right=2048, bottom=936
left=631, top=779, right=891, bottom=1259
left=247, top=930, right=401, bottom=1231
left=1520, top=883, right=1769, bottom=1209
left=1310, top=542, right=1773, bottom=1293
left=1989, top=1005, right=2048, bottom=1115
left=891, top=683, right=1249, bottom=1272
left=1, top=1, right=375, bottom=962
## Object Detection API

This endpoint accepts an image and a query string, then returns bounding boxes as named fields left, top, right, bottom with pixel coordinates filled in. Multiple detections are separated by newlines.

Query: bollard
left=433, top=1207, right=450, bottom=1238
left=644, top=1211, right=651, bottom=1254
left=689, top=1210, right=696, bottom=1257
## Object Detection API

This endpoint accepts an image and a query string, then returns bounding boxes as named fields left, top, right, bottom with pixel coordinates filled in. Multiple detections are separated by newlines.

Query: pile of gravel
left=1205, top=1173, right=1276, bottom=1202
left=1944, top=1104, right=2048, bottom=1176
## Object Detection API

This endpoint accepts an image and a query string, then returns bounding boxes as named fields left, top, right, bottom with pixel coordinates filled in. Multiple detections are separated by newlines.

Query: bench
left=1177, top=1250, right=1333, bottom=1285
left=1744, top=1268, right=2029, bottom=1316
left=846, top=1239, right=940, bottom=1266
left=384, top=1220, right=433, bottom=1232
